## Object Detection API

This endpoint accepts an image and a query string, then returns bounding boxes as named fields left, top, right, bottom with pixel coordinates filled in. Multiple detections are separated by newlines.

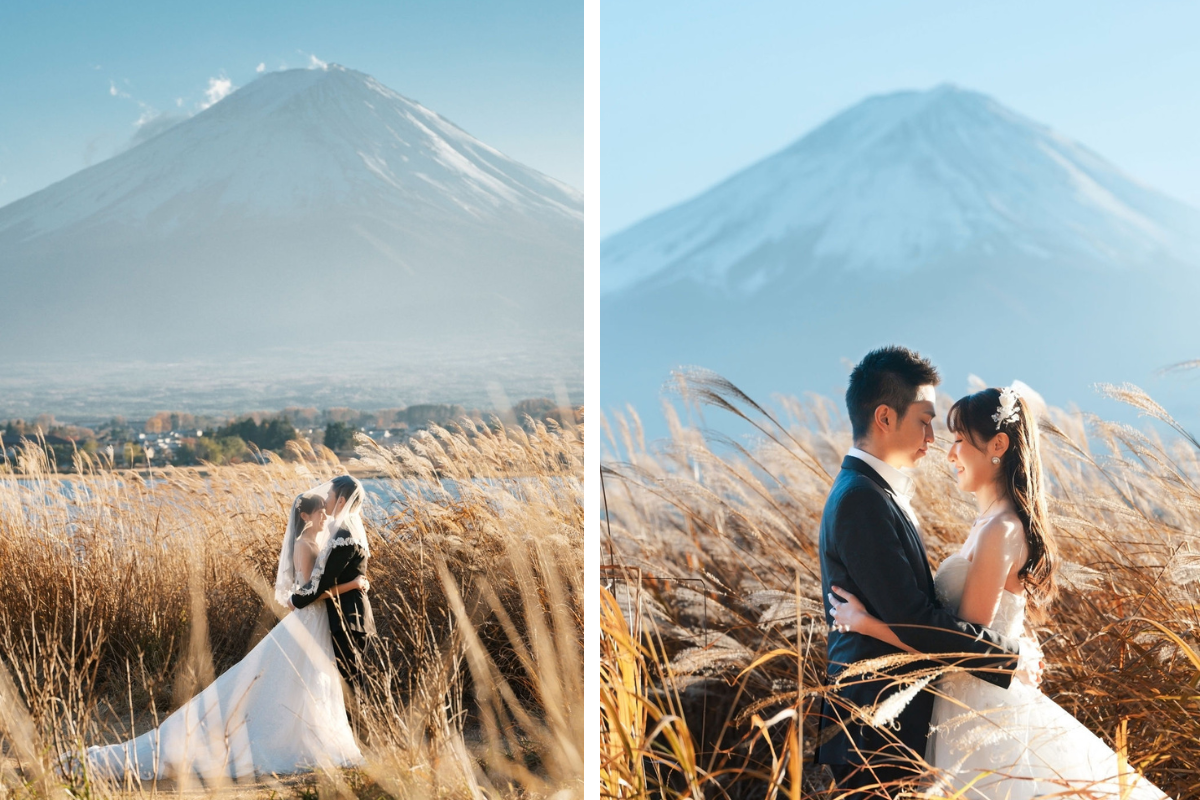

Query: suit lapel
left=894, top=499, right=935, bottom=593
left=842, top=456, right=934, bottom=594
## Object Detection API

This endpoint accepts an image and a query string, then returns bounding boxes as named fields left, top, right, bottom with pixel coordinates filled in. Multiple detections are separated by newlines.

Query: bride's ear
left=991, top=431, right=1011, bottom=458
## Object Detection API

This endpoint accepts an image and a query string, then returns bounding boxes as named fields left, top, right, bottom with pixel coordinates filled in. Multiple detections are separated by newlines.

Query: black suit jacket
left=816, top=456, right=1020, bottom=765
left=291, top=527, right=375, bottom=636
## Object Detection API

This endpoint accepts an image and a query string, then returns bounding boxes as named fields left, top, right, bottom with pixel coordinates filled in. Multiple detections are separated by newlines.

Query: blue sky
left=602, top=1, right=1200, bottom=237
left=0, top=0, right=582, bottom=208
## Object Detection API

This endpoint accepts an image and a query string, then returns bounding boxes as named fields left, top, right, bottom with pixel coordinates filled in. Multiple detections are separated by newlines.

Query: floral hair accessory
left=992, top=386, right=1022, bottom=430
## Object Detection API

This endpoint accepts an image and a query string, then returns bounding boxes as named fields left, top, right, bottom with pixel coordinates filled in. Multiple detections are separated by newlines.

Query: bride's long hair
left=947, top=388, right=1057, bottom=620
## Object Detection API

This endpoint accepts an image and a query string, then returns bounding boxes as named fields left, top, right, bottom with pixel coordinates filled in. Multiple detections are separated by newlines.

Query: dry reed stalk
left=600, top=370, right=1200, bottom=799
left=599, top=583, right=703, bottom=800
left=0, top=415, right=582, bottom=799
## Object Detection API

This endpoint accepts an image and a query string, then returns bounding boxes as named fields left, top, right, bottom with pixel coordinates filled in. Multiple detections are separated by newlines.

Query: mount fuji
left=0, top=64, right=581, bottom=415
left=602, top=85, right=1200, bottom=432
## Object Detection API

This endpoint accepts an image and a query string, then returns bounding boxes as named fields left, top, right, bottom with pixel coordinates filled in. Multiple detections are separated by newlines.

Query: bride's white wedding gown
left=927, top=554, right=1167, bottom=799
left=87, top=601, right=362, bottom=780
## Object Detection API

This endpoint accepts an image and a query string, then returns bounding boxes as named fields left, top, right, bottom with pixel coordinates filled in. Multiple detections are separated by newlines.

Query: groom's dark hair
left=846, top=346, right=940, bottom=441
left=330, top=475, right=362, bottom=514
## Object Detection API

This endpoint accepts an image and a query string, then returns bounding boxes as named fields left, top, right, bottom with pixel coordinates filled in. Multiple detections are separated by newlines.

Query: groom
left=290, top=475, right=375, bottom=691
left=816, top=346, right=1029, bottom=798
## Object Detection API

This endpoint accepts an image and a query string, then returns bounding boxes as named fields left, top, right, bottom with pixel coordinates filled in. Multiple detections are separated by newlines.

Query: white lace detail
left=291, top=534, right=359, bottom=597
left=273, top=478, right=369, bottom=608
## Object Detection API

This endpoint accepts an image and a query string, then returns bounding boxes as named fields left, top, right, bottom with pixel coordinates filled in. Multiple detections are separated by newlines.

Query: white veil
left=273, top=477, right=370, bottom=609
left=328, top=475, right=370, bottom=557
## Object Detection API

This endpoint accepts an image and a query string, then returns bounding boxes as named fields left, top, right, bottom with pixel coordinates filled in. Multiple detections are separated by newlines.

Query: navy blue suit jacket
left=816, top=455, right=1019, bottom=766
left=291, top=528, right=375, bottom=636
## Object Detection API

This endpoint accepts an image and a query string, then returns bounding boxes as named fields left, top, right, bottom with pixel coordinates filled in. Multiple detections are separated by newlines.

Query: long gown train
left=87, top=602, right=362, bottom=781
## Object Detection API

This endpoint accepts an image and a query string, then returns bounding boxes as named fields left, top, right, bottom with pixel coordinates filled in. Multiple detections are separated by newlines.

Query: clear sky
left=602, top=1, right=1200, bottom=238
left=0, top=0, right=582, bottom=209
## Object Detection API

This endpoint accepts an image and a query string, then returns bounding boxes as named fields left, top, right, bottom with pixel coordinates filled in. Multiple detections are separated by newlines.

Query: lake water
left=7, top=475, right=576, bottom=533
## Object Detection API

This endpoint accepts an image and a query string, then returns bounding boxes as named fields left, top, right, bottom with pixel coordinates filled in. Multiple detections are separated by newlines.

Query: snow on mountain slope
left=0, top=65, right=579, bottom=241
left=0, top=64, right=582, bottom=373
left=603, top=85, right=1200, bottom=296
left=601, top=86, right=1200, bottom=434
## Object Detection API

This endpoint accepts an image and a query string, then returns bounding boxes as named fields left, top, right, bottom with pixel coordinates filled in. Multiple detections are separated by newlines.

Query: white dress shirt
left=847, top=446, right=920, bottom=528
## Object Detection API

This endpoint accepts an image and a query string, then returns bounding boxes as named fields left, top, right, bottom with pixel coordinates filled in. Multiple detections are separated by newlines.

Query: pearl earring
left=991, top=456, right=1001, bottom=465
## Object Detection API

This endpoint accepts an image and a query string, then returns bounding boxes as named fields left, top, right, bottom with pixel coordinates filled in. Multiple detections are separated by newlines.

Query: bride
left=828, top=387, right=1168, bottom=800
left=86, top=480, right=366, bottom=781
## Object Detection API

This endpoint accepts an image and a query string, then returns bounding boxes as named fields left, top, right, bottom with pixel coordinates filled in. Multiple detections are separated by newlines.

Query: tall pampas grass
left=601, top=370, right=1200, bottom=799
left=0, top=415, right=582, bottom=799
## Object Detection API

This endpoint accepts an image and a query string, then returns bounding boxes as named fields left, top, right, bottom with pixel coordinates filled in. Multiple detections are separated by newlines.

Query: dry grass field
left=600, top=370, right=1200, bottom=799
left=0, top=417, right=582, bottom=799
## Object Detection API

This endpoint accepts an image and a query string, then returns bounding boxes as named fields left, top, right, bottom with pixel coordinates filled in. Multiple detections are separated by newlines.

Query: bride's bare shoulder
left=977, top=511, right=1027, bottom=558
left=293, top=537, right=319, bottom=560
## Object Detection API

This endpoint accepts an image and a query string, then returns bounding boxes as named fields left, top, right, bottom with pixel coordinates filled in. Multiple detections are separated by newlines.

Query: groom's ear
left=873, top=403, right=896, bottom=433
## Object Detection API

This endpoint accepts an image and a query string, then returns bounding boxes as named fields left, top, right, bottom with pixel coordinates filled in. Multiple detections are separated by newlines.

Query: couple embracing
left=818, top=346, right=1167, bottom=799
left=88, top=475, right=373, bottom=779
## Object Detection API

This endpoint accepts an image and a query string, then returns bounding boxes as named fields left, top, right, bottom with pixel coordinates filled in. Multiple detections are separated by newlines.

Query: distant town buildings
left=0, top=398, right=580, bottom=472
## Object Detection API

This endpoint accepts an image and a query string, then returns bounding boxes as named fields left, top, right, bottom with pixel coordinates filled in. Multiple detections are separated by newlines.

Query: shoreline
left=0, top=464, right=575, bottom=482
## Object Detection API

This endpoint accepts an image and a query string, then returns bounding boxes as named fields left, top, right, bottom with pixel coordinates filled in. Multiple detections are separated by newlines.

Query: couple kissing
left=87, top=475, right=374, bottom=779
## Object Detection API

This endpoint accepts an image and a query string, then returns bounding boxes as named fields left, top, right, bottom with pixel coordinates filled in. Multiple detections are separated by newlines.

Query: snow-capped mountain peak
left=601, top=85, right=1200, bottom=295
left=0, top=65, right=582, bottom=368
left=0, top=65, right=581, bottom=243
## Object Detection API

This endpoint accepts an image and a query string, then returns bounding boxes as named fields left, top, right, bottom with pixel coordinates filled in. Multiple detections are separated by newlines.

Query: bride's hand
left=349, top=575, right=370, bottom=593
left=1014, top=635, right=1044, bottom=688
left=828, top=585, right=869, bottom=634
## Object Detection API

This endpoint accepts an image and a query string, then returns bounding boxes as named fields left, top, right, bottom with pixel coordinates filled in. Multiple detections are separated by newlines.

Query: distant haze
left=0, top=65, right=582, bottom=417
left=602, top=86, right=1200, bottom=435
